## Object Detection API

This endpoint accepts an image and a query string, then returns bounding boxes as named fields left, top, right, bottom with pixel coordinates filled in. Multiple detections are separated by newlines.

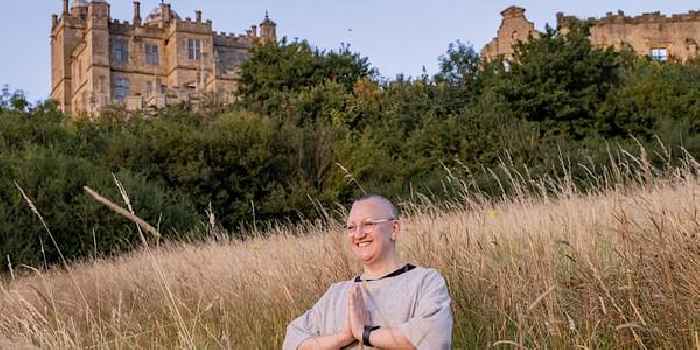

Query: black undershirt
left=353, top=263, right=416, bottom=283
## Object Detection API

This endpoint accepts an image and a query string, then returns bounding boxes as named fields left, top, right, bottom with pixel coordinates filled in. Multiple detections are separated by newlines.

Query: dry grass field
left=1, top=149, right=699, bottom=349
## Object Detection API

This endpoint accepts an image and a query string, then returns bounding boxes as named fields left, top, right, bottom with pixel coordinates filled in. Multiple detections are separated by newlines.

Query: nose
left=350, top=226, right=368, bottom=239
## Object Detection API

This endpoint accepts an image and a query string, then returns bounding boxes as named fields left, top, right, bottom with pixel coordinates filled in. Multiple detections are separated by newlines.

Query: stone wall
left=481, top=6, right=539, bottom=63
left=558, top=10, right=700, bottom=62
left=50, top=1, right=277, bottom=117
left=482, top=7, right=700, bottom=63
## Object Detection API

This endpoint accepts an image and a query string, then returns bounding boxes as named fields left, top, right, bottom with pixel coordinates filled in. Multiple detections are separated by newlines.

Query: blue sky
left=1, top=1, right=698, bottom=102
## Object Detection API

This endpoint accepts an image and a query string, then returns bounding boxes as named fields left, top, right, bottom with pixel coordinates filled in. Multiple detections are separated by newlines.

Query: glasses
left=346, top=217, right=396, bottom=235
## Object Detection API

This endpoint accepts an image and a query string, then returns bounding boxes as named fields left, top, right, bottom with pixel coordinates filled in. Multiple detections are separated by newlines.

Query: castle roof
left=262, top=11, right=276, bottom=25
left=145, top=5, right=181, bottom=23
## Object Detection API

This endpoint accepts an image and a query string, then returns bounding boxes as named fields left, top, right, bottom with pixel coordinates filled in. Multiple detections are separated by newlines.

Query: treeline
left=1, top=24, right=699, bottom=270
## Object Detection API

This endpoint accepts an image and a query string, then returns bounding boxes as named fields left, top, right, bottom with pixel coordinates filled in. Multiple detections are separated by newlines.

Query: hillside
left=1, top=157, right=698, bottom=348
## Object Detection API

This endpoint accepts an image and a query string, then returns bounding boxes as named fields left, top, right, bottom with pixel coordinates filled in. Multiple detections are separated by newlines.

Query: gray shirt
left=283, top=265, right=453, bottom=349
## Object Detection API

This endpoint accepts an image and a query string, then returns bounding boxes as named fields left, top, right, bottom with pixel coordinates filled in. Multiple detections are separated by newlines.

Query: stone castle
left=50, top=0, right=277, bottom=116
left=482, top=6, right=700, bottom=63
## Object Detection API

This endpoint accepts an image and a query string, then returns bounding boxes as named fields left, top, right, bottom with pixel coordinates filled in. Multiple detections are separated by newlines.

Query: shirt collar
left=354, top=263, right=416, bottom=283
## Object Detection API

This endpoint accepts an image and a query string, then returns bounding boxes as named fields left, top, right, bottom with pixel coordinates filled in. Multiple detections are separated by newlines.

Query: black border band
left=362, top=325, right=381, bottom=346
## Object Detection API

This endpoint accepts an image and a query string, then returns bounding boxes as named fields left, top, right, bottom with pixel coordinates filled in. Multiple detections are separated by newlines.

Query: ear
left=391, top=219, right=400, bottom=241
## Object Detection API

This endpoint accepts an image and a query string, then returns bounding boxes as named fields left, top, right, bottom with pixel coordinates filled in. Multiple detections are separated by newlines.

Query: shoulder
left=409, top=266, right=450, bottom=295
left=410, top=266, right=447, bottom=283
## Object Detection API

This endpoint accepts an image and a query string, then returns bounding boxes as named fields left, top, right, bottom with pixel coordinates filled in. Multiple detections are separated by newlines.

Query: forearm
left=298, top=333, right=354, bottom=350
left=368, top=327, right=416, bottom=350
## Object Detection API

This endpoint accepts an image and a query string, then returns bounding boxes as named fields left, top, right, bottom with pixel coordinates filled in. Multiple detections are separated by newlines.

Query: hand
left=347, top=284, right=369, bottom=341
left=336, top=310, right=354, bottom=347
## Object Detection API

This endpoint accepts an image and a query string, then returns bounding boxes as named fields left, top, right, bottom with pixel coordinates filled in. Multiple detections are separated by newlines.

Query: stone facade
left=50, top=0, right=277, bottom=117
left=481, top=6, right=539, bottom=63
left=482, top=6, right=700, bottom=64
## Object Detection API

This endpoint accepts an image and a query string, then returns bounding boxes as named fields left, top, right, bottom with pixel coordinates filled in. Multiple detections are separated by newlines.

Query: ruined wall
left=481, top=6, right=539, bottom=63
left=482, top=7, right=700, bottom=64
left=559, top=10, right=700, bottom=62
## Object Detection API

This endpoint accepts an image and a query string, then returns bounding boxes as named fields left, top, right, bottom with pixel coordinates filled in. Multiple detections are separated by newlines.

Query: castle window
left=113, top=77, right=129, bottom=102
left=98, top=76, right=106, bottom=94
left=145, top=43, right=159, bottom=65
left=503, top=59, right=512, bottom=72
left=649, top=48, right=668, bottom=61
left=113, top=38, right=129, bottom=65
left=187, top=38, right=202, bottom=60
left=81, top=91, right=88, bottom=111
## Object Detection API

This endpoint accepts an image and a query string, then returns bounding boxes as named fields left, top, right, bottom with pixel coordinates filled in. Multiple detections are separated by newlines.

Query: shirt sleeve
left=395, top=270, right=453, bottom=349
left=282, top=285, right=334, bottom=350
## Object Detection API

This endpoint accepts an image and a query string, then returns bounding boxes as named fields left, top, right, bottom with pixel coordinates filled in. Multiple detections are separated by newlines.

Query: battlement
left=109, top=19, right=132, bottom=33
left=487, top=6, right=700, bottom=67
left=213, top=32, right=254, bottom=47
left=175, top=19, right=212, bottom=33
left=558, top=9, right=700, bottom=27
left=56, top=14, right=86, bottom=30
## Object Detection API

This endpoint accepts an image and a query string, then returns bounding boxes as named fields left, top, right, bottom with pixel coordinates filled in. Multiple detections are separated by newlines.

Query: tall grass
left=1, top=145, right=699, bottom=349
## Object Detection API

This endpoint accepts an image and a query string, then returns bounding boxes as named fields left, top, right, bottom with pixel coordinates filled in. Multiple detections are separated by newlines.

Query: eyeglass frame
left=345, top=217, right=397, bottom=235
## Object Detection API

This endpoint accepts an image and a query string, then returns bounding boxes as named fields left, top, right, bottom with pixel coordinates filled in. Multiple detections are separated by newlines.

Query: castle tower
left=75, top=0, right=111, bottom=114
left=50, top=0, right=86, bottom=113
left=260, top=11, right=277, bottom=44
left=480, top=6, right=538, bottom=63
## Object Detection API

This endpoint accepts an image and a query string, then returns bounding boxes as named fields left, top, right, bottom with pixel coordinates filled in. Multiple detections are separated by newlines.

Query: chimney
left=251, top=25, right=257, bottom=37
left=195, top=10, right=202, bottom=23
left=63, top=0, right=69, bottom=15
left=133, top=1, right=142, bottom=25
left=52, top=14, right=59, bottom=27
left=164, top=3, right=172, bottom=22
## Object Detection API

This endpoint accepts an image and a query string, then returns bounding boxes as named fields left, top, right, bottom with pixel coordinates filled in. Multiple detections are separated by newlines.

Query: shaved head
left=352, top=194, right=398, bottom=219
left=347, top=194, right=401, bottom=271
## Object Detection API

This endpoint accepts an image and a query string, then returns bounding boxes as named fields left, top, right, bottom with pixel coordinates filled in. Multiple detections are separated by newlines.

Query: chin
left=352, top=249, right=376, bottom=264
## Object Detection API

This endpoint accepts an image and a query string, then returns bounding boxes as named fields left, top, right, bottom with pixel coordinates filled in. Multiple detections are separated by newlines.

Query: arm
left=392, top=270, right=453, bottom=349
left=298, top=307, right=355, bottom=350
left=366, top=327, right=416, bottom=349
left=284, top=284, right=355, bottom=350
left=297, top=333, right=354, bottom=350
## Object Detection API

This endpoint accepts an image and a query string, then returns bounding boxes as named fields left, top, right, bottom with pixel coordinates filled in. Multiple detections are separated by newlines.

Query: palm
left=348, top=285, right=369, bottom=339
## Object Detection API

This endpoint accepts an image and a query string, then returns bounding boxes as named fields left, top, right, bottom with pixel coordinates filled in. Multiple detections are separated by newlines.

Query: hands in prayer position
left=335, top=284, right=369, bottom=348
left=348, top=284, right=369, bottom=341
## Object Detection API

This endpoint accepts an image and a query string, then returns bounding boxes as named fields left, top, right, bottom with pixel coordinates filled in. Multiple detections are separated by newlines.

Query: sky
left=1, top=1, right=698, bottom=102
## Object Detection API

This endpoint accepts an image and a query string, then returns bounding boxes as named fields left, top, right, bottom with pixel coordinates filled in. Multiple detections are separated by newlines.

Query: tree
left=496, top=23, right=622, bottom=139
left=0, top=84, right=11, bottom=109
left=10, top=89, right=29, bottom=111
left=434, top=40, right=480, bottom=87
left=237, top=38, right=376, bottom=115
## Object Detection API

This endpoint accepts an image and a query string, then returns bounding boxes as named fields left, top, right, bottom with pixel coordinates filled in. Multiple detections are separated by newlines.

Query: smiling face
left=346, top=197, right=400, bottom=268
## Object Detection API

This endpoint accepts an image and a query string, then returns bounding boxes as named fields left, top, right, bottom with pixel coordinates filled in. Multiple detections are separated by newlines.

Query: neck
left=363, top=255, right=402, bottom=279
